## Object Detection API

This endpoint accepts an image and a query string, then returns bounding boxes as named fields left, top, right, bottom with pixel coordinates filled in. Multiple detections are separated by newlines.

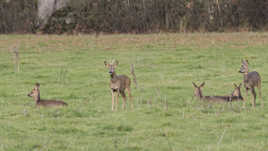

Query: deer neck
left=34, top=92, right=41, bottom=102
left=243, top=72, right=249, bottom=80
left=196, top=90, right=203, bottom=99
left=198, top=93, right=203, bottom=99
left=231, top=91, right=239, bottom=98
left=110, top=72, right=118, bottom=81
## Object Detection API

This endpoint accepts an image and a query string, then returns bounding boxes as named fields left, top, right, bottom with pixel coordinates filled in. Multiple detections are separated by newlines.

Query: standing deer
left=27, top=83, right=67, bottom=107
left=192, top=82, right=243, bottom=102
left=104, top=60, right=132, bottom=111
left=239, top=59, right=262, bottom=107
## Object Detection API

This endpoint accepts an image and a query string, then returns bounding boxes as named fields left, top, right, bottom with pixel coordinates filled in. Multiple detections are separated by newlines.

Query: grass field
left=0, top=33, right=268, bottom=151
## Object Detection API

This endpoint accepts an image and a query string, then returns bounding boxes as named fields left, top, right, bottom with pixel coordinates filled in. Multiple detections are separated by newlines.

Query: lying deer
left=104, top=60, right=132, bottom=111
left=230, top=83, right=244, bottom=101
left=239, top=59, right=262, bottom=107
left=192, top=82, right=243, bottom=102
left=27, top=83, right=67, bottom=107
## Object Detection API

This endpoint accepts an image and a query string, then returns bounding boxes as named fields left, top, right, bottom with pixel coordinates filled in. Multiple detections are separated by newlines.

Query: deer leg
left=257, top=84, right=263, bottom=107
left=126, top=87, right=133, bottom=109
left=111, top=91, right=115, bottom=111
left=228, top=96, right=233, bottom=108
left=120, top=91, right=127, bottom=110
left=250, top=88, right=256, bottom=107
left=243, top=88, right=249, bottom=108
left=115, top=90, right=119, bottom=111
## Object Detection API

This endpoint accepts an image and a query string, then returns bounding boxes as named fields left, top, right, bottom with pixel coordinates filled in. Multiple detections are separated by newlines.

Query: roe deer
left=27, top=83, right=67, bottom=107
left=192, top=82, right=243, bottom=102
left=239, top=59, right=262, bottom=107
left=230, top=83, right=244, bottom=101
left=104, top=60, right=132, bottom=111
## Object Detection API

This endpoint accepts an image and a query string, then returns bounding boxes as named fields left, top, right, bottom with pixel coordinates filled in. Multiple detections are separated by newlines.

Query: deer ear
left=239, top=83, right=242, bottom=88
left=192, top=82, right=197, bottom=88
left=104, top=61, right=108, bottom=67
left=200, top=82, right=205, bottom=87
left=233, top=83, right=238, bottom=88
left=115, top=60, right=119, bottom=66
left=242, top=59, right=248, bottom=65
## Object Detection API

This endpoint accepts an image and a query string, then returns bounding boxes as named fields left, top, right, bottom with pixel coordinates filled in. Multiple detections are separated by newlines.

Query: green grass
left=0, top=33, right=268, bottom=151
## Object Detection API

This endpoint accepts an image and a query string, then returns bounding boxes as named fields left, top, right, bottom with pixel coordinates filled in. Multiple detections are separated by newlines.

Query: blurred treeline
left=0, top=0, right=268, bottom=34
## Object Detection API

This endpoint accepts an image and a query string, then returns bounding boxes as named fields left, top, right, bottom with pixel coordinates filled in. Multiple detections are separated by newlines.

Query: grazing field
left=1, top=33, right=268, bottom=151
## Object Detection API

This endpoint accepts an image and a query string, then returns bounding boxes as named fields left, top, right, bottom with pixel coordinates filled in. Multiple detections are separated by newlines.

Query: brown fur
left=239, top=59, right=262, bottom=107
left=104, top=60, right=132, bottom=111
left=27, top=83, right=67, bottom=107
left=192, top=82, right=243, bottom=102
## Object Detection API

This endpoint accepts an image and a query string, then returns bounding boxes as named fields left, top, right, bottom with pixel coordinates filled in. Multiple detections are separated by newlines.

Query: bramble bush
left=1, top=0, right=268, bottom=33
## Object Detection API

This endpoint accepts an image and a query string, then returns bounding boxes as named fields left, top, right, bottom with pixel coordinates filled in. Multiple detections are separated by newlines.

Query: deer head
left=104, top=60, right=119, bottom=75
left=231, top=83, right=242, bottom=96
left=27, top=83, right=40, bottom=100
left=239, top=59, right=249, bottom=73
left=192, top=82, right=205, bottom=99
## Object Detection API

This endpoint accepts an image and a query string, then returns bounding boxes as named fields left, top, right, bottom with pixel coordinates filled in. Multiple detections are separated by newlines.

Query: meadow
left=0, top=33, right=268, bottom=151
